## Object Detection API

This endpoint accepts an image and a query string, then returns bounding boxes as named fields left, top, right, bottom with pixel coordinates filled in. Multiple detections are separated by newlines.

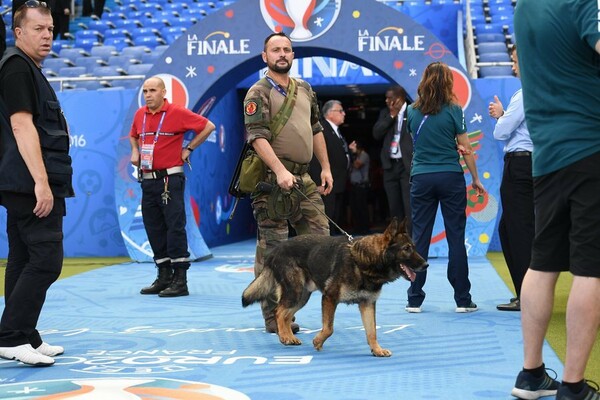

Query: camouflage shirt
left=244, top=77, right=323, bottom=164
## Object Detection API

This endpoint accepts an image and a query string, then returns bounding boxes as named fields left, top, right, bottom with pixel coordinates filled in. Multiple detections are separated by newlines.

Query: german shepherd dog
left=242, top=218, right=428, bottom=357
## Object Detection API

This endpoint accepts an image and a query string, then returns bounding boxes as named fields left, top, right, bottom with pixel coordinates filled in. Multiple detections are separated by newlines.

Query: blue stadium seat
left=154, top=45, right=170, bottom=55
left=143, top=18, right=170, bottom=29
left=160, top=26, right=186, bottom=44
left=108, top=55, right=140, bottom=68
left=58, top=66, right=88, bottom=77
left=92, top=66, right=128, bottom=77
left=113, top=19, right=143, bottom=29
left=126, top=10, right=153, bottom=20
left=75, top=56, right=107, bottom=72
left=90, top=45, right=119, bottom=61
left=121, top=46, right=151, bottom=59
left=136, top=3, right=163, bottom=12
left=133, top=35, right=167, bottom=48
left=86, top=19, right=116, bottom=33
left=42, top=68, right=58, bottom=77
left=130, top=27, right=161, bottom=39
left=477, top=41, right=507, bottom=54
left=75, top=80, right=109, bottom=90
left=58, top=48, right=89, bottom=60
left=104, top=28, right=133, bottom=40
left=75, top=30, right=104, bottom=41
left=163, top=3, right=189, bottom=13
left=43, top=58, right=75, bottom=71
left=141, top=52, right=160, bottom=64
left=103, top=37, right=135, bottom=51
left=75, top=37, right=101, bottom=52
left=478, top=52, right=511, bottom=63
left=474, top=23, right=505, bottom=35
left=479, top=65, right=514, bottom=78
left=127, top=63, right=153, bottom=76
left=476, top=32, right=506, bottom=43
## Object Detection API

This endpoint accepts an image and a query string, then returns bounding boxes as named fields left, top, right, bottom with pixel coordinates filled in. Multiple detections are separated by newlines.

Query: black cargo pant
left=0, top=192, right=65, bottom=348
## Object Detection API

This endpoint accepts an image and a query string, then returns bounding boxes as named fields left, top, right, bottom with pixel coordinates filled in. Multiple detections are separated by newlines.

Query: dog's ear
left=398, top=217, right=408, bottom=234
left=383, top=217, right=400, bottom=241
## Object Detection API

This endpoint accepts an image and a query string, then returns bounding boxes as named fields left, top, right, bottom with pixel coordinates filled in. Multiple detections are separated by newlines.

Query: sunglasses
left=17, top=0, right=49, bottom=11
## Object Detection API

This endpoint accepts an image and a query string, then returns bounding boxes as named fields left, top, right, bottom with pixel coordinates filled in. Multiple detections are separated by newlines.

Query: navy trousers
left=407, top=172, right=473, bottom=307
left=141, top=174, right=190, bottom=269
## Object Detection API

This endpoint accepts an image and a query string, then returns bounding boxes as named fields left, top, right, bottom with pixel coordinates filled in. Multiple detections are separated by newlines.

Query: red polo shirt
left=130, top=99, right=209, bottom=171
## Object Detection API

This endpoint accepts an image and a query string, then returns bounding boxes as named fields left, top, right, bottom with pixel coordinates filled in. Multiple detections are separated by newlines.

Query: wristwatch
left=186, top=146, right=194, bottom=152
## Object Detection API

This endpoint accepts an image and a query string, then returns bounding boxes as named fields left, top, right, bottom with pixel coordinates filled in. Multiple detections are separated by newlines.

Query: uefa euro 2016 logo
left=260, top=0, right=342, bottom=42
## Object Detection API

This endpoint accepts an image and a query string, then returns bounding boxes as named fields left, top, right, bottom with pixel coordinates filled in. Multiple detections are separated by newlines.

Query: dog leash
left=256, top=182, right=354, bottom=242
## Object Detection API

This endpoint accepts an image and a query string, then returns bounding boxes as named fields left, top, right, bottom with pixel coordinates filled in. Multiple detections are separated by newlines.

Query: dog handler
left=243, top=32, right=331, bottom=334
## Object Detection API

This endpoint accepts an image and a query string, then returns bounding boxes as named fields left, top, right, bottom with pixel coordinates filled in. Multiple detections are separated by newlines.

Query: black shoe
left=265, top=319, right=300, bottom=334
left=497, top=298, right=520, bottom=311
left=556, top=381, right=600, bottom=400
left=158, top=268, right=189, bottom=297
left=140, top=265, right=173, bottom=295
left=511, top=368, right=559, bottom=399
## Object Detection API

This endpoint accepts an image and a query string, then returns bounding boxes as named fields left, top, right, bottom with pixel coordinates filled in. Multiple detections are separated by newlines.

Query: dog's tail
left=241, top=268, right=277, bottom=308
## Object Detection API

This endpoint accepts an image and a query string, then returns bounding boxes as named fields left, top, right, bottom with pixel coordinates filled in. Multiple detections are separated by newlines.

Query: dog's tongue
left=401, top=265, right=417, bottom=281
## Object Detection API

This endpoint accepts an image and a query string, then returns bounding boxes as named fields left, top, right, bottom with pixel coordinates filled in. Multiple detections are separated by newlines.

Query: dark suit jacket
left=309, top=119, right=349, bottom=194
left=372, top=107, right=413, bottom=171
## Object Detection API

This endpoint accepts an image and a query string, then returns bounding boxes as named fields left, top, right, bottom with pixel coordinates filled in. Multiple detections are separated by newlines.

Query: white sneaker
left=456, top=302, right=478, bottom=313
left=405, top=305, right=422, bottom=313
left=36, top=342, right=64, bottom=357
left=0, top=344, right=54, bottom=366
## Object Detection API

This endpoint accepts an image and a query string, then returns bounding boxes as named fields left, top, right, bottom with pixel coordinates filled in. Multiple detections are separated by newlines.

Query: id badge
left=140, top=143, right=154, bottom=170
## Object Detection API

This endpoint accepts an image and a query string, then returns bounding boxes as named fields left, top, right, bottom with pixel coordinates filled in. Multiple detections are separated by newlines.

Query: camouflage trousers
left=251, top=171, right=330, bottom=320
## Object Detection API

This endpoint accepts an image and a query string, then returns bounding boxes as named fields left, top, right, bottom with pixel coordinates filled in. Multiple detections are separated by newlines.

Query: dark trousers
left=407, top=172, right=472, bottom=307
left=322, top=191, right=345, bottom=234
left=350, top=183, right=369, bottom=234
left=82, top=0, right=106, bottom=17
left=141, top=174, right=190, bottom=269
left=0, top=192, right=64, bottom=348
left=383, top=159, right=411, bottom=234
left=499, top=155, right=534, bottom=298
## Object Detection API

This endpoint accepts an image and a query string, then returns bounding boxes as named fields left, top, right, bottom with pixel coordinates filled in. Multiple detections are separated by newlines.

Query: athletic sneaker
left=455, top=302, right=478, bottom=313
left=0, top=344, right=54, bottom=366
left=511, top=368, right=560, bottom=399
left=36, top=342, right=64, bottom=357
left=556, top=380, right=600, bottom=400
left=405, top=305, right=422, bottom=313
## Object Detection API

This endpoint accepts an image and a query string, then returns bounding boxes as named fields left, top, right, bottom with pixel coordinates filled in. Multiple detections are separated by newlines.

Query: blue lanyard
left=265, top=75, right=287, bottom=97
left=412, top=115, right=428, bottom=148
left=141, top=111, right=167, bottom=145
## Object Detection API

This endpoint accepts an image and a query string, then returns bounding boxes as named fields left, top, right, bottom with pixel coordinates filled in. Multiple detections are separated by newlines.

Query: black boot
left=140, top=264, right=173, bottom=295
left=158, top=268, right=189, bottom=297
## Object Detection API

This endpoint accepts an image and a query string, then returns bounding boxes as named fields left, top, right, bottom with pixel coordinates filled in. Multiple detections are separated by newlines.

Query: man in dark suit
left=373, top=85, right=413, bottom=234
left=309, top=100, right=349, bottom=235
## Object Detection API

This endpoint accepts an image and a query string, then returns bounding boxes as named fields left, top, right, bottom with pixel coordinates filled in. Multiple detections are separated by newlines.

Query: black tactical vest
left=0, top=48, right=74, bottom=198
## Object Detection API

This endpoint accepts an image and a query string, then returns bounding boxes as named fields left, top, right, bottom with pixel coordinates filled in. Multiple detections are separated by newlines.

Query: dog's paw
left=371, top=348, right=392, bottom=357
left=280, top=336, right=302, bottom=346
left=312, top=338, right=324, bottom=351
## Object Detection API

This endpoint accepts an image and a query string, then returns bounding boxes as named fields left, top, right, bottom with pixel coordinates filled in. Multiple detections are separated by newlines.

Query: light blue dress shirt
left=492, top=89, right=533, bottom=153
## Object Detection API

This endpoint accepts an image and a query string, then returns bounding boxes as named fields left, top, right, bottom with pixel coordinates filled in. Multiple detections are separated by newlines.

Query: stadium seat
left=127, top=63, right=153, bottom=75
left=75, top=80, right=110, bottom=90
left=104, top=37, right=135, bottom=51
left=90, top=45, right=119, bottom=61
left=143, top=18, right=170, bottom=29
left=478, top=52, right=511, bottom=63
left=154, top=45, right=170, bottom=55
left=75, top=56, right=107, bottom=72
left=474, top=23, right=505, bottom=35
left=141, top=52, right=160, bottom=64
left=133, top=35, right=167, bottom=48
left=75, top=37, right=101, bottom=52
left=75, top=30, right=104, bottom=41
left=108, top=55, right=140, bottom=68
left=104, top=28, right=133, bottom=40
left=43, top=58, right=75, bottom=71
left=130, top=27, right=161, bottom=39
left=477, top=41, right=507, bottom=54
left=476, top=32, right=506, bottom=43
left=92, top=66, right=128, bottom=77
left=103, top=12, right=127, bottom=22
left=42, top=68, right=58, bottom=77
left=121, top=46, right=151, bottom=59
left=113, top=19, right=143, bottom=30
left=58, top=66, right=88, bottom=77
left=58, top=48, right=89, bottom=60
left=479, top=65, right=514, bottom=78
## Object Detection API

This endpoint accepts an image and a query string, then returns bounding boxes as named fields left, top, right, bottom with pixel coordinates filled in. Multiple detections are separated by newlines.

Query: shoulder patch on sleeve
left=244, top=97, right=263, bottom=124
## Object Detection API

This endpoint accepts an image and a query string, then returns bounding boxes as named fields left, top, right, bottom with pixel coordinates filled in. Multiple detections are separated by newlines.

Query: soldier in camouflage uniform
left=244, top=32, right=332, bottom=334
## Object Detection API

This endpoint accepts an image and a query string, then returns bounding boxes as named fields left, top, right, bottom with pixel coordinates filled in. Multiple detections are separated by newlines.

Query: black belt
left=142, top=166, right=184, bottom=180
left=504, top=151, right=531, bottom=159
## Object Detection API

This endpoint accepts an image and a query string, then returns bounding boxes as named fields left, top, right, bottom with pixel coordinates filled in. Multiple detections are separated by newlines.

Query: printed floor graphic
left=0, top=239, right=562, bottom=399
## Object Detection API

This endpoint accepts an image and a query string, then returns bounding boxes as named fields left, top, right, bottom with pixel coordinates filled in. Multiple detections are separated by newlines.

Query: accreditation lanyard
left=412, top=115, right=429, bottom=149
left=140, top=111, right=166, bottom=170
left=265, top=75, right=287, bottom=96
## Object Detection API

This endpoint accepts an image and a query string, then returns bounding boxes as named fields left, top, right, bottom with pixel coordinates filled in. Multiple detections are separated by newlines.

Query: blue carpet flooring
left=0, top=239, right=563, bottom=399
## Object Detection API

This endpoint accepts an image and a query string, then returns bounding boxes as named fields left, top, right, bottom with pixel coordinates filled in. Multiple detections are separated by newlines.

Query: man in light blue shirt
left=488, top=44, right=533, bottom=313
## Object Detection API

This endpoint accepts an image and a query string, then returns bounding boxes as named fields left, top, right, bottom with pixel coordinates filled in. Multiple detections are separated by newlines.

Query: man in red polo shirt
left=130, top=76, right=215, bottom=297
